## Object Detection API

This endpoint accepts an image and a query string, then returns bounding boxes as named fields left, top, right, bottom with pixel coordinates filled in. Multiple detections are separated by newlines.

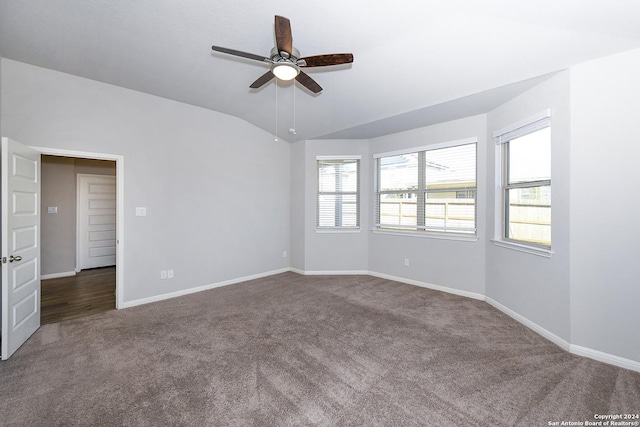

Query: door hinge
left=2, top=257, right=6, bottom=264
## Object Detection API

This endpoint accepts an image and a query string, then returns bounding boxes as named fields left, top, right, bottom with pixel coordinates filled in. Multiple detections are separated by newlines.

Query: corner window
left=317, top=157, right=360, bottom=229
left=374, top=139, right=477, bottom=235
left=495, top=113, right=551, bottom=248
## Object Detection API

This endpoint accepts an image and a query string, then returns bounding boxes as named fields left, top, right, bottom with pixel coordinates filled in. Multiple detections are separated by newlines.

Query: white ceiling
left=2, top=0, right=640, bottom=142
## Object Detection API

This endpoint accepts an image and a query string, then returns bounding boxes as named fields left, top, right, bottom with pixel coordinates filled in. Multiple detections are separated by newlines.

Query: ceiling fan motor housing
left=270, top=47, right=301, bottom=79
left=271, top=47, right=302, bottom=64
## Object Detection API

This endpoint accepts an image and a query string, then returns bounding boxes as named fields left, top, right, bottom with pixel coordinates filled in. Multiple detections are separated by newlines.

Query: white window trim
left=493, top=110, right=552, bottom=255
left=493, top=109, right=551, bottom=143
left=317, top=155, right=362, bottom=161
left=316, top=228, right=361, bottom=234
left=316, top=155, right=361, bottom=231
left=490, top=239, right=553, bottom=258
left=373, top=228, right=478, bottom=242
left=373, top=137, right=478, bottom=159
left=373, top=137, right=478, bottom=238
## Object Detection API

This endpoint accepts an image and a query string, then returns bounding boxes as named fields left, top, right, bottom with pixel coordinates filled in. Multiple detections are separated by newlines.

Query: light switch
left=47, top=207, right=58, bottom=214
left=135, top=207, right=147, bottom=216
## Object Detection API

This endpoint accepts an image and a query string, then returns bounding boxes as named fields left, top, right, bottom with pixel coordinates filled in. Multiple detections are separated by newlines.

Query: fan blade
left=299, top=53, right=354, bottom=67
left=211, top=45, right=270, bottom=63
left=296, top=71, right=322, bottom=93
left=275, top=15, right=293, bottom=56
left=250, top=71, right=275, bottom=89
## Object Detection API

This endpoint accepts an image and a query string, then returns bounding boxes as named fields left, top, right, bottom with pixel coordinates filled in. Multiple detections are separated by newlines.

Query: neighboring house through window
left=374, top=138, right=477, bottom=236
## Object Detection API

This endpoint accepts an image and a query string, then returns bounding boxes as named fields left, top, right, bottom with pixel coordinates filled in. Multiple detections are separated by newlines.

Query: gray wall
left=2, top=59, right=291, bottom=304
left=294, top=139, right=370, bottom=273
left=485, top=72, right=572, bottom=343
left=41, top=156, right=116, bottom=276
left=570, top=48, right=640, bottom=363
left=41, top=157, right=75, bottom=275
left=289, top=141, right=306, bottom=271
left=368, top=115, right=487, bottom=296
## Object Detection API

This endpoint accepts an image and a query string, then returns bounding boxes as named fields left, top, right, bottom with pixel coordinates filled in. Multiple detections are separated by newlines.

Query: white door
left=1, top=137, right=41, bottom=360
left=77, top=174, right=116, bottom=270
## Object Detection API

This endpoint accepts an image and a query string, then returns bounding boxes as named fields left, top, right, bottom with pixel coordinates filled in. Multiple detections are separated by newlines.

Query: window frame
left=316, top=155, right=361, bottom=232
left=373, top=137, right=478, bottom=238
left=493, top=110, right=552, bottom=254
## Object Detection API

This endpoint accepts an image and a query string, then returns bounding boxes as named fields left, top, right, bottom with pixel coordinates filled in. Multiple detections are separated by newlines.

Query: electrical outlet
left=404, top=258, right=410, bottom=267
left=136, top=207, right=147, bottom=216
left=167, top=269, right=174, bottom=279
left=282, top=251, right=287, bottom=258
left=160, top=270, right=167, bottom=279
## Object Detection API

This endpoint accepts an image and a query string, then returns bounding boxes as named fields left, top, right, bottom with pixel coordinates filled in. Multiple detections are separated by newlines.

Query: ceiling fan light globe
left=272, top=63, right=299, bottom=81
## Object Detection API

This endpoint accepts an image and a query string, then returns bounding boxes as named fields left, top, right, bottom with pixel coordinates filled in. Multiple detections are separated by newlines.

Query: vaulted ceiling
left=2, top=0, right=640, bottom=142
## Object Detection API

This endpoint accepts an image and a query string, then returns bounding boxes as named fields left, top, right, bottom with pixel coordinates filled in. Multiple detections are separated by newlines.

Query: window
left=374, top=139, right=477, bottom=235
left=317, top=157, right=360, bottom=229
left=495, top=113, right=551, bottom=248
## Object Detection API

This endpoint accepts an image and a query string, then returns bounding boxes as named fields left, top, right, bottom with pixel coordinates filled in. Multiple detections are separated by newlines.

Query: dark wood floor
left=41, top=266, right=116, bottom=325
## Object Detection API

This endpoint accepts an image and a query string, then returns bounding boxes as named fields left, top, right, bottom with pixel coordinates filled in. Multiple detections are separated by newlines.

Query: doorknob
left=9, top=255, right=22, bottom=262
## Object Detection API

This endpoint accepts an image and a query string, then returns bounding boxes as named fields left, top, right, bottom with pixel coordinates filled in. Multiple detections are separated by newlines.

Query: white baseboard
left=570, top=344, right=640, bottom=372
left=292, top=269, right=369, bottom=276
left=485, top=297, right=571, bottom=352
left=122, top=268, right=291, bottom=309
left=369, top=271, right=486, bottom=301
left=291, top=268, right=484, bottom=301
left=486, top=297, right=640, bottom=373
left=41, top=271, right=77, bottom=280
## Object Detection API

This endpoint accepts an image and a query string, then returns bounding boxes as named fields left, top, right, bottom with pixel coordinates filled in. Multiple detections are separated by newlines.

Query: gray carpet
left=1, top=273, right=638, bottom=426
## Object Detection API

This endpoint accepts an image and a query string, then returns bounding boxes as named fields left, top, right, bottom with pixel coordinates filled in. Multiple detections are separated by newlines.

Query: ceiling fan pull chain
left=287, top=81, right=297, bottom=136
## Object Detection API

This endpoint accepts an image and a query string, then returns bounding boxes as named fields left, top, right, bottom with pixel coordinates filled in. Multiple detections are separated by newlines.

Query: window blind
left=317, top=158, right=360, bottom=228
left=375, top=141, right=477, bottom=234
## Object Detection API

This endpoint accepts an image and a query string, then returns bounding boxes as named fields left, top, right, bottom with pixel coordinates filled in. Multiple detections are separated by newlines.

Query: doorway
left=41, top=156, right=118, bottom=322
left=36, top=146, right=125, bottom=309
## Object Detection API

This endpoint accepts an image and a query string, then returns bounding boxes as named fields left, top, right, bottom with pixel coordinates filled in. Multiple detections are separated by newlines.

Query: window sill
left=316, top=228, right=361, bottom=234
left=491, top=239, right=553, bottom=258
left=372, top=229, right=478, bottom=242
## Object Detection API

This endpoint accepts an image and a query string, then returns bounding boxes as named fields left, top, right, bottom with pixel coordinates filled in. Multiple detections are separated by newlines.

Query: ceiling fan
left=211, top=15, right=353, bottom=94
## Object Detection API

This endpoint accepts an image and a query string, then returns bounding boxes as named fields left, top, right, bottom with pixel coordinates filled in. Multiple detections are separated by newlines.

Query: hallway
left=41, top=267, right=116, bottom=324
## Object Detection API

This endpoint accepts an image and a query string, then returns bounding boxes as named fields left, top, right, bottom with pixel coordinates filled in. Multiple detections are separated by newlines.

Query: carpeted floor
left=1, top=272, right=639, bottom=426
